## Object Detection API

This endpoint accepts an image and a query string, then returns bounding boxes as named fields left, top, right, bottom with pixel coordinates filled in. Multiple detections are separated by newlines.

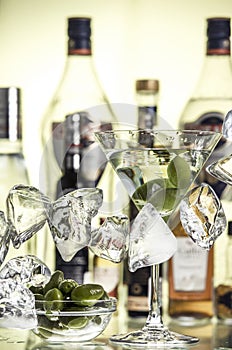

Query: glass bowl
left=33, top=297, right=116, bottom=342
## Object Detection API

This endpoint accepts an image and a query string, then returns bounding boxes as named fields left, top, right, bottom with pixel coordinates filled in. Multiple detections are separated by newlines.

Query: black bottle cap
left=207, top=17, right=231, bottom=53
left=0, top=87, right=21, bottom=140
left=207, top=17, right=230, bottom=39
left=228, top=221, right=232, bottom=236
left=68, top=17, right=91, bottom=53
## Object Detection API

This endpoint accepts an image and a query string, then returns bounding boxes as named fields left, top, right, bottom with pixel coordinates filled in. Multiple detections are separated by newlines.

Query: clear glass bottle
left=169, top=17, right=232, bottom=326
left=178, top=17, right=232, bottom=198
left=125, top=79, right=160, bottom=318
left=215, top=221, right=232, bottom=323
left=0, top=87, right=36, bottom=261
left=39, top=17, right=118, bottom=200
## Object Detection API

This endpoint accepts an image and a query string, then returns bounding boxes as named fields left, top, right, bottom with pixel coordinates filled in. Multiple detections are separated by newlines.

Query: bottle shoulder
left=41, top=55, right=116, bottom=126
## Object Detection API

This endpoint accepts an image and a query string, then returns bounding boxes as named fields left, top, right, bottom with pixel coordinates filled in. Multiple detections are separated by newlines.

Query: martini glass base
left=110, top=327, right=199, bottom=347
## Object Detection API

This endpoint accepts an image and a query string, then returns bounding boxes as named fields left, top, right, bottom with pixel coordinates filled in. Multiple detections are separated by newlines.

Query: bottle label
left=94, top=264, right=119, bottom=297
left=173, top=237, right=208, bottom=291
left=128, top=295, right=149, bottom=312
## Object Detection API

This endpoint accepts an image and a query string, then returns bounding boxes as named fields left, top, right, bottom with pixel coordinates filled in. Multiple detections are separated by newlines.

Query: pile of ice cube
left=0, top=174, right=227, bottom=329
left=0, top=255, right=50, bottom=329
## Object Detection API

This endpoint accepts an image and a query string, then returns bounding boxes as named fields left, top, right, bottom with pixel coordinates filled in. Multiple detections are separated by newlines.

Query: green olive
left=43, top=270, right=64, bottom=295
left=37, top=327, right=53, bottom=339
left=68, top=316, right=89, bottom=329
left=58, top=279, right=78, bottom=295
left=44, top=288, right=64, bottom=312
left=101, top=291, right=110, bottom=300
left=132, top=179, right=178, bottom=214
left=71, top=284, right=105, bottom=306
left=30, top=285, right=44, bottom=295
left=93, top=315, right=102, bottom=325
left=34, top=293, right=44, bottom=309
left=167, top=155, right=191, bottom=189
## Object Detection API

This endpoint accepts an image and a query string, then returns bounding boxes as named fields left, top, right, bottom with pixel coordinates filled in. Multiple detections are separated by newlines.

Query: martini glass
left=95, top=129, right=221, bottom=347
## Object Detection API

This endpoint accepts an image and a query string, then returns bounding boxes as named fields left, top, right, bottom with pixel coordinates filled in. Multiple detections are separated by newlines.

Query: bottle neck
left=136, top=91, right=159, bottom=129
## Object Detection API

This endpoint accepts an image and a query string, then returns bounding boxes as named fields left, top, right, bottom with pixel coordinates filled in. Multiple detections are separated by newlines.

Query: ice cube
left=6, top=185, right=51, bottom=249
left=222, top=110, right=232, bottom=140
left=0, top=278, right=37, bottom=329
left=128, top=203, right=177, bottom=272
left=0, top=211, right=11, bottom=266
left=89, top=214, right=129, bottom=262
left=180, top=183, right=227, bottom=250
left=207, top=154, right=232, bottom=186
left=0, top=255, right=51, bottom=287
left=49, top=188, right=103, bottom=261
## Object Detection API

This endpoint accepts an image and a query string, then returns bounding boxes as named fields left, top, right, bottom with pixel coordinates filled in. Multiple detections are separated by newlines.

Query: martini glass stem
left=143, top=264, right=165, bottom=331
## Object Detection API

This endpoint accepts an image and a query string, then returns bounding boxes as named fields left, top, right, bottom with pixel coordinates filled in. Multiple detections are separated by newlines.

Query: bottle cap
left=68, top=17, right=91, bottom=54
left=0, top=87, right=21, bottom=140
left=207, top=17, right=230, bottom=39
left=228, top=221, right=232, bottom=236
left=136, top=79, right=159, bottom=93
left=207, top=17, right=230, bottom=54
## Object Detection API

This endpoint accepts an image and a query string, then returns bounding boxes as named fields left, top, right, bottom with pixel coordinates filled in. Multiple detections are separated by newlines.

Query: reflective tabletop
left=0, top=315, right=231, bottom=350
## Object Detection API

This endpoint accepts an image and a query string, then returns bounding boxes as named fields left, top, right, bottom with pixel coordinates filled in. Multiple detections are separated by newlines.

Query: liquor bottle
left=125, top=79, right=160, bottom=318
left=169, top=16, right=232, bottom=325
left=168, top=220, right=214, bottom=324
left=39, top=17, right=119, bottom=274
left=55, top=113, right=90, bottom=284
left=178, top=17, right=232, bottom=198
left=0, top=87, right=36, bottom=260
left=40, top=17, right=118, bottom=200
left=215, top=221, right=232, bottom=323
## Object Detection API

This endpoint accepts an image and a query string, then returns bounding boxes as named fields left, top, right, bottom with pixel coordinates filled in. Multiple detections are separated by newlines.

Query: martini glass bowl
left=95, top=129, right=221, bottom=347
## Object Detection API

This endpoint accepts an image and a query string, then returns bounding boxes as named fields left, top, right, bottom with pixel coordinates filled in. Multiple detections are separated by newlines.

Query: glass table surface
left=0, top=315, right=231, bottom=350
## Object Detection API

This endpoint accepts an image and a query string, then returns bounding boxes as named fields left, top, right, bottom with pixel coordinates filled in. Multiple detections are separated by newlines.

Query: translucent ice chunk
left=128, top=203, right=177, bottom=272
left=49, top=188, right=103, bottom=262
left=0, top=255, right=51, bottom=287
left=6, top=185, right=51, bottom=249
left=89, top=214, right=129, bottom=262
left=207, top=154, right=232, bottom=186
left=222, top=110, right=232, bottom=140
left=0, top=278, right=36, bottom=329
left=0, top=211, right=11, bottom=266
left=180, top=183, right=227, bottom=250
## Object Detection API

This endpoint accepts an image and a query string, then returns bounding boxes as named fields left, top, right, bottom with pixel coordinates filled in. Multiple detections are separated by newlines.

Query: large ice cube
left=222, top=110, right=232, bottom=140
left=49, top=188, right=103, bottom=261
left=128, top=203, right=177, bottom=272
left=180, top=183, right=227, bottom=250
left=0, top=211, right=11, bottom=266
left=207, top=154, right=232, bottom=186
left=0, top=255, right=51, bottom=287
left=0, top=278, right=36, bottom=329
left=6, top=185, right=51, bottom=249
left=89, top=214, right=129, bottom=262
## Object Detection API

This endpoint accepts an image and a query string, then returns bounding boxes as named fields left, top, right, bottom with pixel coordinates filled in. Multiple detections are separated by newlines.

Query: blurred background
left=0, top=0, right=231, bottom=186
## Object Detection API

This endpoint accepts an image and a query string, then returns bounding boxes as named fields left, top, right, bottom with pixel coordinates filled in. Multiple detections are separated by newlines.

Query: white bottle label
left=173, top=237, right=208, bottom=291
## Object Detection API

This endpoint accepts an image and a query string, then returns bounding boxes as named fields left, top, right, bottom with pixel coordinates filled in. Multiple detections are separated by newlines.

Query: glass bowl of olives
left=31, top=271, right=117, bottom=342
